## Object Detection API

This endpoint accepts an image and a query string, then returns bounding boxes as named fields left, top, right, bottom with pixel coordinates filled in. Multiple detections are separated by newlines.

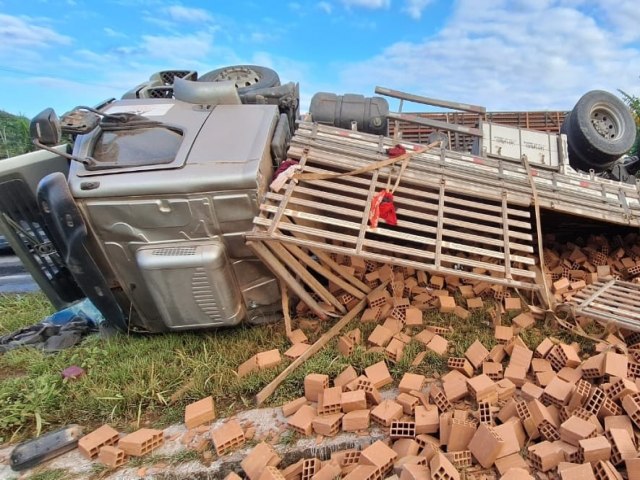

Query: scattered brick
left=465, top=340, right=490, bottom=369
left=282, top=396, right=307, bottom=417
left=98, top=445, right=127, bottom=468
left=241, top=442, right=281, bottom=480
left=342, top=409, right=370, bottom=432
left=78, top=424, right=120, bottom=459
left=304, top=373, right=329, bottom=402
left=184, top=396, right=216, bottom=430
left=364, top=361, right=393, bottom=389
left=118, top=428, right=164, bottom=457
left=287, top=405, right=317, bottom=436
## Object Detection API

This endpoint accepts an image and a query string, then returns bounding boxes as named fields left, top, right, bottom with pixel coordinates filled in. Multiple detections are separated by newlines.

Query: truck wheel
left=565, top=90, right=636, bottom=170
left=561, top=111, right=596, bottom=171
left=198, top=65, right=280, bottom=94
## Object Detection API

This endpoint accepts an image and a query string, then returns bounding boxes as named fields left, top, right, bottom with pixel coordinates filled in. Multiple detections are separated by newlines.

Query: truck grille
left=0, top=179, right=82, bottom=303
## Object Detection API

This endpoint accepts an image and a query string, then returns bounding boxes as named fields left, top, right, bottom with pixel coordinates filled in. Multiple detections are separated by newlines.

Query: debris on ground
left=0, top=298, right=102, bottom=353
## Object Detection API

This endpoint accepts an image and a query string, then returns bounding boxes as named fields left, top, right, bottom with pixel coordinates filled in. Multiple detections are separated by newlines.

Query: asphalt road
left=0, top=252, right=39, bottom=294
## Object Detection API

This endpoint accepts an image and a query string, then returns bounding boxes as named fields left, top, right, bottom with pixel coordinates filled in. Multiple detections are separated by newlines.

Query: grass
left=0, top=290, right=595, bottom=446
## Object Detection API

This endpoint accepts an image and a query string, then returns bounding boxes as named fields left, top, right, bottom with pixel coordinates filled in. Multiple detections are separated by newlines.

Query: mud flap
left=37, top=172, right=128, bottom=331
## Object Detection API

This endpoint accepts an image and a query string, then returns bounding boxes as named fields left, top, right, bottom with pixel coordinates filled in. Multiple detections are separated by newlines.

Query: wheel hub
left=590, top=105, right=621, bottom=140
left=215, top=67, right=261, bottom=88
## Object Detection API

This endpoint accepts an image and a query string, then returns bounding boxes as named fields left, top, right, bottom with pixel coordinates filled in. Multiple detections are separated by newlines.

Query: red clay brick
left=287, top=405, right=316, bottom=436
left=341, top=389, right=367, bottom=413
left=98, top=445, right=127, bottom=468
left=282, top=396, right=307, bottom=417
left=465, top=340, right=490, bottom=369
left=304, top=373, right=329, bottom=401
left=211, top=420, right=246, bottom=456
left=468, top=423, right=504, bottom=468
left=118, top=428, right=164, bottom=457
left=78, top=424, right=120, bottom=459
left=365, top=361, right=393, bottom=389
left=241, top=442, right=281, bottom=480
left=184, top=396, right=216, bottom=430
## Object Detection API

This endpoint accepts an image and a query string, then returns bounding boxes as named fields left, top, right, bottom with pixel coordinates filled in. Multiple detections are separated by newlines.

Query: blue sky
left=1, top=0, right=640, bottom=118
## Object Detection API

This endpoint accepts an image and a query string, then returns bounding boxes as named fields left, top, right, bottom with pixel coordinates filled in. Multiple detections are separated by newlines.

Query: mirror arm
left=32, top=140, right=97, bottom=168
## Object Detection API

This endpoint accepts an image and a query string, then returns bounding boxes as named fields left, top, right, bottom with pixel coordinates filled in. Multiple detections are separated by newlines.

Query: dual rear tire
left=562, top=90, right=636, bottom=172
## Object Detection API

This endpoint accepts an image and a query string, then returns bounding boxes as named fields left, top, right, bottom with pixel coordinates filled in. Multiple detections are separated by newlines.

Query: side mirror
left=30, top=108, right=61, bottom=146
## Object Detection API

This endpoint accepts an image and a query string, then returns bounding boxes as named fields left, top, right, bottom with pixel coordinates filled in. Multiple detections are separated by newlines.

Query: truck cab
left=1, top=69, right=297, bottom=332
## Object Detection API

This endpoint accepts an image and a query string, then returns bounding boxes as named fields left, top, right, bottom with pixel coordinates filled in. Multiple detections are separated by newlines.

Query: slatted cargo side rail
left=251, top=123, right=539, bottom=291
left=570, top=280, right=640, bottom=332
left=389, top=111, right=568, bottom=151
left=292, top=122, right=640, bottom=227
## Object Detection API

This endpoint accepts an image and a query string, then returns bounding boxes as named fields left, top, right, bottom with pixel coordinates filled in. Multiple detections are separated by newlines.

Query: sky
left=1, top=0, right=640, bottom=118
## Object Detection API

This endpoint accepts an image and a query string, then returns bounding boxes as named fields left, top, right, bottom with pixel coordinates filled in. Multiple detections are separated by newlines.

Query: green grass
left=0, top=291, right=595, bottom=445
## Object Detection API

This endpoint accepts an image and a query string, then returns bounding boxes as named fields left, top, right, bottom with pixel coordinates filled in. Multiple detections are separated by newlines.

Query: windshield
left=89, top=127, right=183, bottom=170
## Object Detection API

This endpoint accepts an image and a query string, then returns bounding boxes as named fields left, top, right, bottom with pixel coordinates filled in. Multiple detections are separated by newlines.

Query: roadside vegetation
left=619, top=90, right=640, bottom=156
left=0, top=110, right=33, bottom=159
left=0, top=291, right=594, bottom=444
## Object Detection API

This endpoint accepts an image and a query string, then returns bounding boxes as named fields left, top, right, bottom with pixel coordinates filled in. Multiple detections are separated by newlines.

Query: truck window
left=90, top=127, right=183, bottom=169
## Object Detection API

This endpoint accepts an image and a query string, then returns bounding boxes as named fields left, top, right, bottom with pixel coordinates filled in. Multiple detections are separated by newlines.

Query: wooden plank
left=265, top=241, right=346, bottom=313
left=356, top=169, right=378, bottom=254
left=255, top=282, right=389, bottom=405
left=575, top=279, right=617, bottom=308
left=246, top=240, right=331, bottom=321
left=502, top=192, right=512, bottom=280
left=280, top=282, right=292, bottom=336
left=282, top=242, right=366, bottom=299
left=435, top=179, right=445, bottom=268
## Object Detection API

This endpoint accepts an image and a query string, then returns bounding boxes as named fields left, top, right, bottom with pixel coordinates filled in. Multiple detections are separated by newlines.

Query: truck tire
left=565, top=90, right=636, bottom=171
left=199, top=65, right=280, bottom=94
left=561, top=111, right=597, bottom=171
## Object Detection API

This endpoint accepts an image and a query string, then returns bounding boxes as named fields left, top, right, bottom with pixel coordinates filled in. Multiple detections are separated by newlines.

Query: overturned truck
left=1, top=65, right=639, bottom=333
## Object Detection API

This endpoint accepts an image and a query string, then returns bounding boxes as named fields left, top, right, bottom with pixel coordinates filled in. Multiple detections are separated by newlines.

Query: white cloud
left=598, top=0, right=640, bottom=42
left=139, top=32, right=214, bottom=62
left=341, top=0, right=390, bottom=9
left=338, top=0, right=640, bottom=111
left=0, top=14, right=72, bottom=51
left=103, top=27, right=127, bottom=38
left=165, top=5, right=213, bottom=23
left=317, top=1, right=333, bottom=14
left=402, top=0, right=433, bottom=19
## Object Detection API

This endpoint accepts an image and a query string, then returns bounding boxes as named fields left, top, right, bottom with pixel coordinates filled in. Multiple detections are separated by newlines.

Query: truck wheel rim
left=590, top=103, right=624, bottom=140
left=214, top=67, right=261, bottom=88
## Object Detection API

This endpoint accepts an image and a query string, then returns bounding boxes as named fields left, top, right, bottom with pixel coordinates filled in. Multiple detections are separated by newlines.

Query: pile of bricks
left=241, top=327, right=640, bottom=479
left=215, top=253, right=640, bottom=479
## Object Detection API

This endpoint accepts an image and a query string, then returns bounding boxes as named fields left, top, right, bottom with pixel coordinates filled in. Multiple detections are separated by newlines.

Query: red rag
left=369, top=190, right=397, bottom=228
left=378, top=192, right=397, bottom=225
left=386, top=144, right=406, bottom=158
left=272, top=159, right=299, bottom=182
